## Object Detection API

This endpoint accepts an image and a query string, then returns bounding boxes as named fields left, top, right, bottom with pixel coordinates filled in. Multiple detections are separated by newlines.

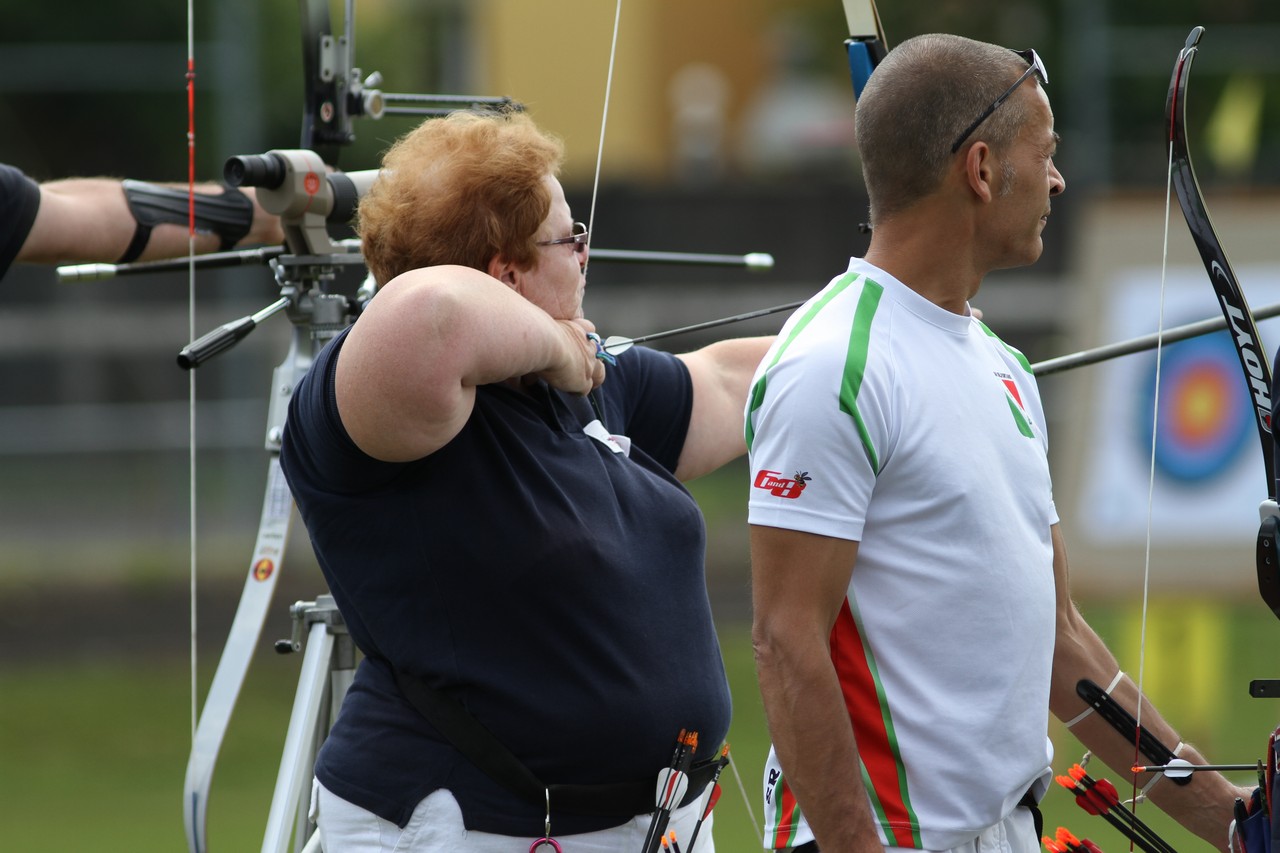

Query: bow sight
left=299, top=0, right=521, bottom=166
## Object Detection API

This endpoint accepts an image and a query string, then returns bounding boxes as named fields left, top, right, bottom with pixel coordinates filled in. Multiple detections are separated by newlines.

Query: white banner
left=1076, top=264, right=1280, bottom=543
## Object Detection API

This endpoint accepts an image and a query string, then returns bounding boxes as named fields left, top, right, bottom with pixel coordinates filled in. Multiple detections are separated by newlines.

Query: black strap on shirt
left=392, top=669, right=717, bottom=818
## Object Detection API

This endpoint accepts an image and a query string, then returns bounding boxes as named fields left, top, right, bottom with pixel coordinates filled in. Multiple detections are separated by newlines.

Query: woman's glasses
left=536, top=221, right=589, bottom=254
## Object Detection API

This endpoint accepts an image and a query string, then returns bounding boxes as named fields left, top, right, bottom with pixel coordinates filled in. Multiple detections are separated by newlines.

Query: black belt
left=1018, top=785, right=1044, bottom=840
left=394, top=668, right=718, bottom=817
left=538, top=757, right=720, bottom=817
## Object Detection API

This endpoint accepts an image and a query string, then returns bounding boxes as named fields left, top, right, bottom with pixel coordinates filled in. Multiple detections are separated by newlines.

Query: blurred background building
left=3, top=0, right=1280, bottom=641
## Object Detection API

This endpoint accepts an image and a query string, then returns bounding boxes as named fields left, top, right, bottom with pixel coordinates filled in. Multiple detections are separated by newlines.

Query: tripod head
left=173, top=149, right=377, bottom=372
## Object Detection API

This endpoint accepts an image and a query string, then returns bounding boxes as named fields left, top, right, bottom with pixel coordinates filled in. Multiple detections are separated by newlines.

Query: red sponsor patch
left=753, top=469, right=811, bottom=499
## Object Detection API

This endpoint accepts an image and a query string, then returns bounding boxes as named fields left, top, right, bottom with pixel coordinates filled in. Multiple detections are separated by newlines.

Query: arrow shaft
left=606, top=292, right=1280, bottom=373
left=589, top=248, right=772, bottom=269
left=609, top=300, right=804, bottom=353
left=1132, top=762, right=1257, bottom=773
left=1031, top=298, right=1280, bottom=376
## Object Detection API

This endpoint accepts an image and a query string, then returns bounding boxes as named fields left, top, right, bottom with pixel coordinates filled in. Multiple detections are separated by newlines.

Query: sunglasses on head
left=949, top=49, right=1048, bottom=154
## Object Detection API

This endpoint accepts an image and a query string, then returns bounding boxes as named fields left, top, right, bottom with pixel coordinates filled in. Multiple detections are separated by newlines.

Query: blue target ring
left=1137, top=331, right=1251, bottom=483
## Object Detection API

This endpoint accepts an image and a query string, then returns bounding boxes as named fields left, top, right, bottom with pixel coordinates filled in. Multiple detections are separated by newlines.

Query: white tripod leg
left=261, top=596, right=350, bottom=853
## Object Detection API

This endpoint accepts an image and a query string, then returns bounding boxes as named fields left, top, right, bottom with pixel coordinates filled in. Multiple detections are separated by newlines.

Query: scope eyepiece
left=224, top=153, right=288, bottom=189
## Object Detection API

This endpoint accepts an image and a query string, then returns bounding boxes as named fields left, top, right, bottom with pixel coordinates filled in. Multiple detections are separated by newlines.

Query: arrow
left=684, top=743, right=730, bottom=853
left=1130, top=760, right=1259, bottom=777
left=1056, top=766, right=1179, bottom=853
left=1030, top=299, right=1280, bottom=376
left=604, top=301, right=804, bottom=355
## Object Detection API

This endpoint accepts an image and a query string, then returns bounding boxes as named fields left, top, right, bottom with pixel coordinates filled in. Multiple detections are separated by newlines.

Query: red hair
left=358, top=111, right=565, bottom=285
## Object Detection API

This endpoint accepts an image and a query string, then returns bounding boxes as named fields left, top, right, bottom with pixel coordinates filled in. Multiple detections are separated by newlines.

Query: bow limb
left=841, top=0, right=888, bottom=99
left=183, top=458, right=293, bottom=853
left=1165, top=27, right=1280, bottom=618
left=1167, top=26, right=1275, bottom=498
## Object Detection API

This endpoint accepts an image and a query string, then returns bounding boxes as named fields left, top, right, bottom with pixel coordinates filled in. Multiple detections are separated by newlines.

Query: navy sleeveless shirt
left=280, top=326, right=732, bottom=835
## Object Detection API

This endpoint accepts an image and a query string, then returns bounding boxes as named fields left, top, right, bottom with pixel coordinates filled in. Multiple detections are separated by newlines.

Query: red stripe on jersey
left=830, top=599, right=915, bottom=846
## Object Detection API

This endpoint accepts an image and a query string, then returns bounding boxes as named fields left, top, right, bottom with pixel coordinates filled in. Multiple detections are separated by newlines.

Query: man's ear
left=963, top=141, right=997, bottom=204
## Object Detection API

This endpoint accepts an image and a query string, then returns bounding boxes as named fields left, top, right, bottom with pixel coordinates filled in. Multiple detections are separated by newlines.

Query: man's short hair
left=855, top=33, right=1036, bottom=222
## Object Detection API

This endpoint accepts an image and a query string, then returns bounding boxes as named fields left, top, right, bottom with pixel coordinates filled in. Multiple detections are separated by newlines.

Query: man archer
left=747, top=32, right=1249, bottom=853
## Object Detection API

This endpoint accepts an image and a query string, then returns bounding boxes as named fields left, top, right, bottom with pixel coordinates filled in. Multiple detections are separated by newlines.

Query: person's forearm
left=336, top=267, right=603, bottom=462
left=1052, top=610, right=1247, bottom=853
left=130, top=185, right=282, bottom=259
left=755, top=633, right=883, bottom=853
left=23, top=179, right=281, bottom=266
left=238, top=188, right=285, bottom=247
left=353, top=269, right=596, bottom=394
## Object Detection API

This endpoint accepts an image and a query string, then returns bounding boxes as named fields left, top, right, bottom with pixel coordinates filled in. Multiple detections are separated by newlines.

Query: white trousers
left=315, top=780, right=716, bottom=853
left=884, top=806, right=1037, bottom=853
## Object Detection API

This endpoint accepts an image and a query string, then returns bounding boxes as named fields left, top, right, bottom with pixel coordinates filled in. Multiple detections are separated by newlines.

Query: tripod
left=262, top=595, right=355, bottom=853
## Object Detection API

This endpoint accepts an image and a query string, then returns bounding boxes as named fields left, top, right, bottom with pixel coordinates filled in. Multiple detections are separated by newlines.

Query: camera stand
left=262, top=595, right=354, bottom=853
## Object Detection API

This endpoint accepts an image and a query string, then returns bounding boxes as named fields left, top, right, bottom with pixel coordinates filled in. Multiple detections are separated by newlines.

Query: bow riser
left=845, top=37, right=887, bottom=99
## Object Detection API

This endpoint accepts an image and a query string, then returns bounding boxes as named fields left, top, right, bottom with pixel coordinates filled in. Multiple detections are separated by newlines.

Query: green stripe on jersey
left=976, top=320, right=1033, bottom=373
left=745, top=271, right=860, bottom=450
left=1007, top=396, right=1035, bottom=437
left=837, top=280, right=885, bottom=474
left=767, top=777, right=803, bottom=848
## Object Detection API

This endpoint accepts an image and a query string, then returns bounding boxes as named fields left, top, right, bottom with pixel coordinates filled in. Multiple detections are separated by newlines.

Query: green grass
left=2, top=601, right=1278, bottom=851
left=0, top=651, right=298, bottom=851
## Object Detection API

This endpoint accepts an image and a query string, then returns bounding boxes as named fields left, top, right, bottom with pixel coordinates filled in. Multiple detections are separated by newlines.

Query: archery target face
left=1137, top=330, right=1251, bottom=483
left=1076, top=265, right=1280, bottom=544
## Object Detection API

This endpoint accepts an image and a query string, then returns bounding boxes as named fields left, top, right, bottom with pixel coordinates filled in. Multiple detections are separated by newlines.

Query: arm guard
left=118, top=180, right=255, bottom=263
left=1076, top=678, right=1190, bottom=786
